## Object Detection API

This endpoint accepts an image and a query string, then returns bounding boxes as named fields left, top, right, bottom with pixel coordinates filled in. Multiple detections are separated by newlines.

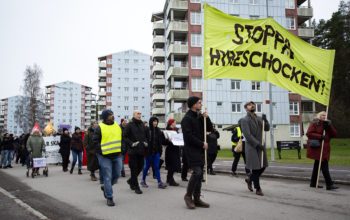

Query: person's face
left=193, top=100, right=202, bottom=111
left=93, top=122, right=98, bottom=129
left=64, top=130, right=69, bottom=134
left=107, top=114, right=114, bottom=122
left=246, top=103, right=256, bottom=112
left=171, top=121, right=177, bottom=128
left=76, top=129, right=81, bottom=133
left=134, top=112, right=142, bottom=120
left=319, top=113, right=327, bottom=121
left=152, top=120, right=158, bottom=128
left=122, top=120, right=127, bottom=126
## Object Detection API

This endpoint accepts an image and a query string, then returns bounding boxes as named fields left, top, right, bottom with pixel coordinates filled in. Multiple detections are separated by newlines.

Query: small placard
left=33, top=158, right=47, bottom=168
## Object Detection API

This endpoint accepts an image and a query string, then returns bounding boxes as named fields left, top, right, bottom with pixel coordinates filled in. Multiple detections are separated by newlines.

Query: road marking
left=0, top=186, right=49, bottom=220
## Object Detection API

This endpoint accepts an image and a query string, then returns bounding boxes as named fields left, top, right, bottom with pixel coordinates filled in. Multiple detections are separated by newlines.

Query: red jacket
left=306, top=119, right=337, bottom=161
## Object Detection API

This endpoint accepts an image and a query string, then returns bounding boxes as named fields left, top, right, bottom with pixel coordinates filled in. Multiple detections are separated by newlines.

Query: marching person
left=119, top=118, right=128, bottom=177
left=306, top=111, right=338, bottom=190
left=93, top=109, right=123, bottom=206
left=59, top=128, right=71, bottom=172
left=84, top=122, right=99, bottom=181
left=70, top=127, right=84, bottom=175
left=26, top=126, right=45, bottom=175
left=140, top=116, right=167, bottom=189
left=124, top=110, right=149, bottom=194
left=181, top=96, right=213, bottom=209
left=207, top=124, right=220, bottom=175
left=1, top=133, right=12, bottom=169
left=240, top=101, right=270, bottom=196
left=231, top=122, right=250, bottom=176
left=164, top=119, right=181, bottom=186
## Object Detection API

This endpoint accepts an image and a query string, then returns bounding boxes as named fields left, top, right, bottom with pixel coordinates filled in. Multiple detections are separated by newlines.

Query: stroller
left=26, top=152, right=49, bottom=178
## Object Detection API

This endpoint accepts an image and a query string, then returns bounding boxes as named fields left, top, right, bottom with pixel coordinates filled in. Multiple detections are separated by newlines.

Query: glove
left=256, top=144, right=264, bottom=150
left=323, top=120, right=331, bottom=130
left=132, top=141, right=139, bottom=147
left=143, top=142, right=148, bottom=147
left=262, top=114, right=267, bottom=122
left=320, top=135, right=326, bottom=140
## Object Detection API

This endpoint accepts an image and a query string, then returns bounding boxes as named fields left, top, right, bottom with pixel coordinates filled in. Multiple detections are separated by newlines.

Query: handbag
left=309, top=139, right=321, bottom=148
left=234, top=139, right=243, bottom=153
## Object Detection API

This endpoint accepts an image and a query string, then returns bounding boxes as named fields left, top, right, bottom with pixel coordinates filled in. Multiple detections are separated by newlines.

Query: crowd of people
left=0, top=96, right=339, bottom=208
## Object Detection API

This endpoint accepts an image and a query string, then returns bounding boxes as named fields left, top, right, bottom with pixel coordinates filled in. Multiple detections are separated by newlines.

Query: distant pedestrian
left=93, top=109, right=123, bottom=206
left=181, top=96, right=212, bottom=209
left=26, top=126, right=45, bottom=174
left=84, top=122, right=99, bottom=181
left=119, top=119, right=128, bottom=177
left=306, top=111, right=338, bottom=190
left=240, top=101, right=269, bottom=196
left=231, top=122, right=250, bottom=176
left=59, top=128, right=71, bottom=172
left=207, top=124, right=220, bottom=175
left=124, top=110, right=149, bottom=194
left=1, top=133, right=12, bottom=168
left=70, top=127, right=83, bottom=175
left=164, top=119, right=181, bottom=186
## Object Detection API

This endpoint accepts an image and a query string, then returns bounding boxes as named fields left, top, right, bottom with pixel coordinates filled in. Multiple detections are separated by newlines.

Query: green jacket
left=27, top=134, right=45, bottom=158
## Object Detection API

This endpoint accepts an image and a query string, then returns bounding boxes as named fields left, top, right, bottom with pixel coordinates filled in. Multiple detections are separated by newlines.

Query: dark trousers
left=61, top=151, right=70, bottom=171
left=310, top=160, right=333, bottom=187
left=186, top=166, right=203, bottom=198
left=207, top=153, right=217, bottom=171
left=231, top=151, right=250, bottom=174
left=181, top=151, right=189, bottom=179
left=250, top=167, right=265, bottom=189
left=128, top=154, right=144, bottom=190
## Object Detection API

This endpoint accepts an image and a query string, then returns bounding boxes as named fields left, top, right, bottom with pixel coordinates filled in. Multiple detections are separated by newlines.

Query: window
left=232, top=103, right=241, bottom=113
left=107, top=68, right=112, bottom=73
left=229, top=0, right=239, bottom=4
left=190, top=0, right=200, bottom=3
left=124, top=106, right=129, bottom=111
left=256, top=102, right=262, bottom=113
left=249, top=0, right=258, bottom=4
left=125, top=78, right=129, bottom=82
left=124, top=96, right=129, bottom=101
left=289, top=102, right=299, bottom=115
left=134, top=59, right=138, bottom=63
left=107, top=59, right=112, bottom=64
left=285, top=0, right=295, bottom=9
left=252, top=81, right=261, bottom=91
left=216, top=79, right=223, bottom=86
left=191, top=34, right=201, bottom=47
left=217, top=102, right=223, bottom=107
left=107, top=87, right=111, bottom=92
left=134, top=69, right=138, bottom=74
left=231, top=80, right=241, bottom=90
left=290, top=123, right=300, bottom=137
left=134, top=97, right=138, bottom=101
left=125, top=68, right=129, bottom=73
left=134, top=87, right=138, bottom=92
left=286, top=17, right=295, bottom=29
left=133, top=106, right=138, bottom=110
left=124, top=59, right=129, bottom=64
left=124, top=87, right=129, bottom=92
left=250, top=15, right=260, bottom=20
left=107, top=96, right=111, bottom=102
left=191, top=56, right=202, bottom=69
left=191, top=77, right=202, bottom=92
left=191, top=12, right=201, bottom=25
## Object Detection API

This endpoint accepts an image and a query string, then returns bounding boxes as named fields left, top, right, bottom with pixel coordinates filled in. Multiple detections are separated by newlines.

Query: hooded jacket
left=147, top=117, right=164, bottom=155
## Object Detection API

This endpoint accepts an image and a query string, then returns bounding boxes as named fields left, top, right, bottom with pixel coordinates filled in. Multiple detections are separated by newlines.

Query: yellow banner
left=204, top=4, right=335, bottom=106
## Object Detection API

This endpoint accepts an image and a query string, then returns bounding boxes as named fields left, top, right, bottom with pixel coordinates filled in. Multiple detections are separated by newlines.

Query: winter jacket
left=83, top=127, right=95, bottom=152
left=59, top=134, right=71, bottom=155
left=147, top=117, right=164, bottom=156
left=1, top=137, right=13, bottom=151
left=26, top=134, right=45, bottom=158
left=93, top=121, right=121, bottom=158
left=164, top=127, right=181, bottom=172
left=181, top=110, right=213, bottom=167
left=123, top=117, right=150, bottom=156
left=70, top=132, right=83, bottom=152
left=306, top=119, right=337, bottom=161
left=207, top=129, right=220, bottom=155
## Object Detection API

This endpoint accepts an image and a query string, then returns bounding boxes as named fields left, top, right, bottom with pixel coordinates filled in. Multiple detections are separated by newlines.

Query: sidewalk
left=213, top=159, right=350, bottom=185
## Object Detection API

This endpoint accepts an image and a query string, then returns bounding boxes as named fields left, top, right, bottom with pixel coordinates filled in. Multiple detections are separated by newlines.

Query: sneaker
left=107, top=198, right=115, bottom=207
left=326, top=185, right=339, bottom=190
left=78, top=169, right=82, bottom=175
left=140, top=181, right=149, bottom=188
left=158, top=182, right=167, bottom=189
left=135, top=188, right=143, bottom=194
left=100, top=185, right=107, bottom=198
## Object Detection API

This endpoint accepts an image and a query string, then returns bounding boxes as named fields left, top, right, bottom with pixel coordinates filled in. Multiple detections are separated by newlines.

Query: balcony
left=153, top=22, right=165, bottom=31
left=168, top=0, right=188, bottom=11
left=152, top=93, right=166, bottom=101
left=153, top=36, right=165, bottom=45
left=84, top=115, right=91, bottom=120
left=152, top=79, right=165, bottom=87
left=98, top=100, right=106, bottom=106
left=152, top=63, right=165, bottom=73
left=167, top=89, right=189, bottom=101
left=297, top=6, right=313, bottom=24
left=166, top=44, right=188, bottom=58
left=45, top=115, right=50, bottom=120
left=166, top=21, right=188, bottom=37
left=98, top=71, right=107, bottom=77
left=152, top=107, right=166, bottom=115
left=99, top=62, right=106, bottom=68
left=166, top=66, right=188, bottom=80
left=297, top=0, right=307, bottom=7
left=98, top=81, right=107, bottom=87
left=298, top=28, right=314, bottom=39
left=98, top=91, right=106, bottom=96
left=158, top=122, right=166, bottom=129
left=152, top=49, right=165, bottom=59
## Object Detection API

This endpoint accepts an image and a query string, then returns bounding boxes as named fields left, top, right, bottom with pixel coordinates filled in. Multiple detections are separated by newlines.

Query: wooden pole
left=261, top=118, right=265, bottom=168
left=316, top=107, right=329, bottom=188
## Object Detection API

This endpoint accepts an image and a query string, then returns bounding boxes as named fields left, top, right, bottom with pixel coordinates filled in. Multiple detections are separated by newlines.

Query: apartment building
left=97, top=50, right=152, bottom=124
left=151, top=0, right=314, bottom=146
left=45, top=81, right=97, bottom=131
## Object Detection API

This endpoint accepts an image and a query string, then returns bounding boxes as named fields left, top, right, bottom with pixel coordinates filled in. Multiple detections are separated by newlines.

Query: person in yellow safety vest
left=231, top=120, right=250, bottom=177
left=92, top=109, right=122, bottom=207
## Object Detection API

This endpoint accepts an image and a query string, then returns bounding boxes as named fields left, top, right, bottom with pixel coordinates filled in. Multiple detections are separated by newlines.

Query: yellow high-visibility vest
left=231, top=127, right=242, bottom=146
left=99, top=122, right=122, bottom=155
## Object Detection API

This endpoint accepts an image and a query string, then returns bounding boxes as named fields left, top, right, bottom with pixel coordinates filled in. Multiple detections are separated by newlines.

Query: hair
left=316, top=111, right=327, bottom=119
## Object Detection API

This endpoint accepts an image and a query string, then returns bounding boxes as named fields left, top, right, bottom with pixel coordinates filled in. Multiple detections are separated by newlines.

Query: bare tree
left=15, top=64, right=45, bottom=132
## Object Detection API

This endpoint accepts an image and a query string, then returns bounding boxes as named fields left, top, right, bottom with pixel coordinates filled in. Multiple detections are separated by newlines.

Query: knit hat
left=62, top=128, right=68, bottom=133
left=74, top=126, right=80, bottom=132
left=31, top=122, right=41, bottom=133
left=244, top=101, right=256, bottom=109
left=187, top=96, right=200, bottom=108
left=101, top=109, right=113, bottom=121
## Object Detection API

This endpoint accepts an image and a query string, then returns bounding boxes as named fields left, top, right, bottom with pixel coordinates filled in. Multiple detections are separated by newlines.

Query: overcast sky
left=0, top=0, right=342, bottom=99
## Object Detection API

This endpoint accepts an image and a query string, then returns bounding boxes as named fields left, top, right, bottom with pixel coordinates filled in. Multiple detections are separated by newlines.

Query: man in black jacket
left=123, top=110, right=149, bottom=194
left=181, top=96, right=213, bottom=209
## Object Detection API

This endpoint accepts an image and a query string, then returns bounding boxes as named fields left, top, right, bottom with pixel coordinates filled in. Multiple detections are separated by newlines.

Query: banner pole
left=316, top=106, right=329, bottom=188
left=203, top=78, right=208, bottom=185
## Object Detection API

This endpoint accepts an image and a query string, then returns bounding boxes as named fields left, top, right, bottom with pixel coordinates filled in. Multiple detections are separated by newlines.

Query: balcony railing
left=166, top=43, right=188, bottom=57
left=166, top=66, right=188, bottom=80
left=167, top=89, right=189, bottom=101
left=298, top=28, right=314, bottom=38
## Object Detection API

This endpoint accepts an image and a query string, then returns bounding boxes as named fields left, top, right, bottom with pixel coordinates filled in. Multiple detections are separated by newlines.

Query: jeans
left=310, top=160, right=333, bottom=187
left=142, top=153, right=161, bottom=183
left=8, top=150, right=14, bottom=166
left=1, top=150, right=10, bottom=167
left=186, top=166, right=203, bottom=198
left=96, top=154, right=122, bottom=199
left=71, top=150, right=82, bottom=169
left=128, top=154, right=144, bottom=190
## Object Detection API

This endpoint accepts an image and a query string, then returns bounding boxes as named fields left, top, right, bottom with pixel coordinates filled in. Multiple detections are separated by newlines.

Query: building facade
left=151, top=0, right=315, bottom=147
left=45, top=81, right=97, bottom=132
left=97, top=50, right=152, bottom=124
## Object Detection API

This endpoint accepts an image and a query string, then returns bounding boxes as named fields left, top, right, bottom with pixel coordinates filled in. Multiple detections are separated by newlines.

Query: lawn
left=217, top=138, right=350, bottom=166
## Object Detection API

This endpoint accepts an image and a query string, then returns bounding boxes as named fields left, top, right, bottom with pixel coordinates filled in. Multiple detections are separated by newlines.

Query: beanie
left=101, top=109, right=113, bottom=121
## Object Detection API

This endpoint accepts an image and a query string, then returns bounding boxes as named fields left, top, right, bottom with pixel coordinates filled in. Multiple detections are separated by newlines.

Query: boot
left=245, top=178, right=253, bottom=192
left=70, top=167, right=74, bottom=174
left=121, top=170, right=126, bottom=177
left=256, top=188, right=264, bottom=196
left=78, top=169, right=82, bottom=175
left=107, top=198, right=115, bottom=207
left=184, top=194, right=195, bottom=209
left=91, top=173, right=97, bottom=181
left=194, top=196, right=210, bottom=208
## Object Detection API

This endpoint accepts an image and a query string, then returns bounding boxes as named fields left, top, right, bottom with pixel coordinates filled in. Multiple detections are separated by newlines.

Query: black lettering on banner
left=245, top=25, right=254, bottom=43
left=233, top=51, right=243, bottom=66
left=226, top=50, right=235, bottom=65
left=274, top=30, right=284, bottom=50
left=282, top=39, right=294, bottom=59
left=251, top=26, right=264, bottom=43
left=300, top=72, right=311, bottom=88
left=290, top=66, right=301, bottom=84
left=261, top=52, right=273, bottom=70
left=210, top=48, right=221, bottom=66
left=232, top=24, right=244, bottom=45
left=309, top=75, right=322, bottom=93
left=241, top=50, right=250, bottom=67
left=272, top=57, right=282, bottom=74
left=250, top=51, right=262, bottom=67
left=282, top=63, right=292, bottom=78
left=321, top=80, right=325, bottom=95
left=263, top=25, right=275, bottom=45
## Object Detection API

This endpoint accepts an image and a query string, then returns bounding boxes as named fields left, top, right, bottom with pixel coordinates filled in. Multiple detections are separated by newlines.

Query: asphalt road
left=1, top=163, right=350, bottom=220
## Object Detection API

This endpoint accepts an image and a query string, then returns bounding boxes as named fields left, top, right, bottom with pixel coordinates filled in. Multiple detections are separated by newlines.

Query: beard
left=249, top=108, right=256, bottom=113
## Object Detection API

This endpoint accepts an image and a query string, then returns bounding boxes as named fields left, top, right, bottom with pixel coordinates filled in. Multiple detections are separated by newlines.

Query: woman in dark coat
left=83, top=122, right=99, bottom=181
left=59, top=128, right=71, bottom=172
left=70, top=127, right=83, bottom=174
left=164, top=119, right=181, bottom=186
left=306, top=111, right=338, bottom=190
